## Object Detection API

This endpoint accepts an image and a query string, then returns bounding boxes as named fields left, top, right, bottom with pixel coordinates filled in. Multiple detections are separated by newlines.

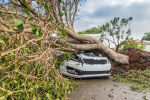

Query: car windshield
left=83, top=59, right=107, bottom=64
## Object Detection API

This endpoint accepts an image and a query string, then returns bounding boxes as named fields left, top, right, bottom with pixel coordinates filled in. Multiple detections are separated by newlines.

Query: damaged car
left=59, top=53, right=111, bottom=78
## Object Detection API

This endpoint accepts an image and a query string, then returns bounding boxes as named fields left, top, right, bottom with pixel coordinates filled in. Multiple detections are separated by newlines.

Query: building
left=134, top=39, right=150, bottom=52
left=81, top=34, right=150, bottom=52
left=110, top=39, right=150, bottom=52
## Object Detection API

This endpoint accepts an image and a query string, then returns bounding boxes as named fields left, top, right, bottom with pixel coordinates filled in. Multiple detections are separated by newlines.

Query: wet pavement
left=68, top=78, right=150, bottom=100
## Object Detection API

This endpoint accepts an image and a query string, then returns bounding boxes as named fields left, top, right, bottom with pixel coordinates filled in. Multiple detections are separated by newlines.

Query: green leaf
left=61, top=24, right=65, bottom=29
left=46, top=93, right=52, bottom=100
left=34, top=84, right=39, bottom=89
left=22, top=8, right=30, bottom=16
left=8, top=26, right=13, bottom=30
left=9, top=52, right=14, bottom=56
left=28, top=17, right=33, bottom=21
left=37, top=1, right=40, bottom=5
left=17, top=23, right=24, bottom=32
left=0, top=39, right=5, bottom=44
left=58, top=0, right=62, bottom=3
left=14, top=19, right=23, bottom=26
left=32, top=27, right=41, bottom=36
left=32, top=96, right=36, bottom=100
left=0, top=96, right=5, bottom=100
left=44, top=4, right=49, bottom=10
left=12, top=33, right=17, bottom=37
left=64, top=10, right=67, bottom=16
left=7, top=90, right=12, bottom=94
left=59, top=12, right=64, bottom=16
left=22, top=0, right=26, bottom=3
left=48, top=17, right=53, bottom=23
left=14, top=80, right=17, bottom=83
left=60, top=29, right=67, bottom=37
left=1, top=46, right=6, bottom=51
left=13, top=19, right=24, bottom=32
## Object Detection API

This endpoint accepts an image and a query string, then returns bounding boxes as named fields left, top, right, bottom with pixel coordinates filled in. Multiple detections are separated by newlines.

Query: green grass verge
left=113, top=70, right=150, bottom=92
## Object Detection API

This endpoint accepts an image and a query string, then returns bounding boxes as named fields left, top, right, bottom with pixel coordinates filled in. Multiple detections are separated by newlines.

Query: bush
left=120, top=39, right=144, bottom=52
left=0, top=19, right=75, bottom=100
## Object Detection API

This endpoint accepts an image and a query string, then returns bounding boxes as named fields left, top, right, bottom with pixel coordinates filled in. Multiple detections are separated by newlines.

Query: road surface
left=68, top=78, right=150, bottom=100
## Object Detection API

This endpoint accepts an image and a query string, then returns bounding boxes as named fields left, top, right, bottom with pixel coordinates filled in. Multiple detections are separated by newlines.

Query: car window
left=83, top=59, right=107, bottom=64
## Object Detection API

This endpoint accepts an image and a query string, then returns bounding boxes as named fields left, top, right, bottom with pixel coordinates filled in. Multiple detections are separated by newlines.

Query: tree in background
left=99, top=17, right=133, bottom=52
left=78, top=27, right=100, bottom=34
left=142, top=32, right=150, bottom=41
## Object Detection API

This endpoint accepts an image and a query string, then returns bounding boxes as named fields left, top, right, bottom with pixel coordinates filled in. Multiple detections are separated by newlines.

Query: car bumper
left=61, top=71, right=110, bottom=78
left=60, top=66, right=111, bottom=78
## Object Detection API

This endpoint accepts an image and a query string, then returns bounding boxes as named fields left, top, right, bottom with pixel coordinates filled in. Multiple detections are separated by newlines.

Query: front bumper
left=60, top=66, right=110, bottom=78
left=62, top=72, right=110, bottom=78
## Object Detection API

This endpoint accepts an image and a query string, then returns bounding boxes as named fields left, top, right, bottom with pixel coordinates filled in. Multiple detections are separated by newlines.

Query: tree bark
left=65, top=28, right=129, bottom=64
left=0, top=0, right=129, bottom=64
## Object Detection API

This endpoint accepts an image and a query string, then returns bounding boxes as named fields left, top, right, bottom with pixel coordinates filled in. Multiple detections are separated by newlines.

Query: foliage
left=99, top=17, right=133, bottom=51
left=78, top=27, right=100, bottom=34
left=120, top=38, right=144, bottom=52
left=142, top=95, right=148, bottom=100
left=13, top=19, right=24, bottom=32
left=142, top=32, right=150, bottom=41
left=0, top=0, right=80, bottom=99
left=113, top=70, right=150, bottom=92
left=0, top=22, right=75, bottom=100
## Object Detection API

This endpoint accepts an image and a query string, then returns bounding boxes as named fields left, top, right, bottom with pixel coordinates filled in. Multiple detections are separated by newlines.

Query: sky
left=74, top=0, right=150, bottom=40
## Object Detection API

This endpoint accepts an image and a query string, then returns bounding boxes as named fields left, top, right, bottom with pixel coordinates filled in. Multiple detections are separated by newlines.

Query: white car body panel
left=60, top=53, right=111, bottom=78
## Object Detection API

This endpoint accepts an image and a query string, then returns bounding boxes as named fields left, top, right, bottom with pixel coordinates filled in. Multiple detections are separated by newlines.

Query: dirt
left=68, top=78, right=150, bottom=100
left=112, top=47, right=150, bottom=73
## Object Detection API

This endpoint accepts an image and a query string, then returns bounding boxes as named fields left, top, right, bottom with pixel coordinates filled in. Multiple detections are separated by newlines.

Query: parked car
left=59, top=53, right=111, bottom=78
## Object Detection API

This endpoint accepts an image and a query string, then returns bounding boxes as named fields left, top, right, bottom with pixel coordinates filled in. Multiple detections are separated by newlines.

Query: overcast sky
left=74, top=0, right=150, bottom=39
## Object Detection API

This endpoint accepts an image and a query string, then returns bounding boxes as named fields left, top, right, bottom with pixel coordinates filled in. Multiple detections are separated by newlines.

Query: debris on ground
left=111, top=47, right=150, bottom=73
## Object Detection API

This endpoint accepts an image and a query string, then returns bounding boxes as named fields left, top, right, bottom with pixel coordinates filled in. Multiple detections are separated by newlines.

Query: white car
left=59, top=53, right=111, bottom=78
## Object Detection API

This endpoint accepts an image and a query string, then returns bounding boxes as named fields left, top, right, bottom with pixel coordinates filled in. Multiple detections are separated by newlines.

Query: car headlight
left=66, top=66, right=78, bottom=75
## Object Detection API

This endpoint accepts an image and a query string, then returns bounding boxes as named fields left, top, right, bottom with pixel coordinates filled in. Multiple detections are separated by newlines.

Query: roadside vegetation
left=112, top=41, right=150, bottom=93
left=120, top=38, right=144, bottom=52
left=0, top=0, right=79, bottom=99
left=113, top=70, right=150, bottom=92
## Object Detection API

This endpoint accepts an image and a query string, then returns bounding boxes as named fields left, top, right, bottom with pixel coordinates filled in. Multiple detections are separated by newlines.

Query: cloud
left=75, top=0, right=150, bottom=39
left=90, top=3, right=150, bottom=19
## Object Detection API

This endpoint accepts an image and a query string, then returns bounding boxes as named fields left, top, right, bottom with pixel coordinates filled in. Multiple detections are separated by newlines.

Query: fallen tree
left=0, top=0, right=129, bottom=64
left=0, top=0, right=128, bottom=99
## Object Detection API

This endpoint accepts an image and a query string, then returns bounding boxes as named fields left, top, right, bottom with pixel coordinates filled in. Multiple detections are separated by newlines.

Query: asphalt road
left=68, top=78, right=150, bottom=100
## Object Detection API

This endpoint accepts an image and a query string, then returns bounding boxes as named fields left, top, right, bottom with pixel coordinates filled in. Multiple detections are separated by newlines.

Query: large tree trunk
left=65, top=28, right=129, bottom=64
left=0, top=0, right=129, bottom=64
